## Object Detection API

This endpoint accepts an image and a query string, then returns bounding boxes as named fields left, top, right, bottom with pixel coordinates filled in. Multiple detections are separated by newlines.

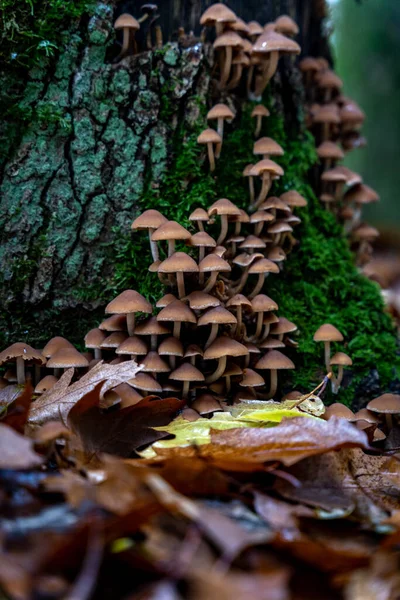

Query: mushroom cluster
left=299, top=56, right=380, bottom=268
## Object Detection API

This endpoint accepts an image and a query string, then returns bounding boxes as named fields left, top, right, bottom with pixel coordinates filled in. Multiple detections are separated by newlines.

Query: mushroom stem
left=199, top=246, right=205, bottom=264
left=176, top=272, right=186, bottom=299
left=126, top=313, right=136, bottom=337
left=385, top=414, right=393, bottom=431
left=256, top=51, right=279, bottom=96
left=120, top=27, right=132, bottom=58
left=217, top=215, right=228, bottom=245
left=207, top=142, right=216, bottom=172
left=205, top=324, right=219, bottom=349
left=225, top=375, right=231, bottom=394
left=182, top=380, right=190, bottom=399
left=16, top=357, right=25, bottom=385
left=254, top=312, right=264, bottom=339
left=230, top=267, right=249, bottom=295
left=220, top=46, right=233, bottom=88
left=324, top=341, right=331, bottom=373
left=197, top=221, right=205, bottom=232
left=206, top=356, right=227, bottom=384
left=249, top=273, right=267, bottom=299
left=235, top=306, right=243, bottom=336
left=248, top=176, right=255, bottom=205
left=254, top=222, right=263, bottom=237
left=203, top=271, right=219, bottom=294
left=267, top=369, right=278, bottom=399
left=255, top=172, right=271, bottom=207
left=322, top=122, right=330, bottom=142
left=168, top=240, right=175, bottom=257
left=227, top=63, right=243, bottom=90
left=151, top=334, right=158, bottom=351
left=215, top=117, right=224, bottom=159
left=173, top=322, right=182, bottom=339
left=94, top=348, right=102, bottom=360
left=155, top=25, right=163, bottom=48
left=255, top=115, right=262, bottom=138
left=148, top=229, right=159, bottom=262
left=247, top=64, right=255, bottom=99
left=169, top=356, right=176, bottom=370
left=260, top=323, right=271, bottom=342
left=331, top=365, right=343, bottom=394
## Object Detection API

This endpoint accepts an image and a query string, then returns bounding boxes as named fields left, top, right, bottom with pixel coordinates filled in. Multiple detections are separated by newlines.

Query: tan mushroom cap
left=207, top=103, right=235, bottom=121
left=34, top=375, right=58, bottom=394
left=249, top=258, right=280, bottom=274
left=189, top=208, right=209, bottom=223
left=151, top=221, right=191, bottom=242
left=250, top=210, right=275, bottom=224
left=184, top=344, right=203, bottom=359
left=135, top=316, right=170, bottom=336
left=239, top=235, right=266, bottom=250
left=280, top=190, right=307, bottom=208
left=251, top=294, right=278, bottom=312
left=352, top=224, right=379, bottom=242
left=213, top=246, right=228, bottom=257
left=243, top=164, right=255, bottom=177
left=198, top=306, right=237, bottom=326
left=197, top=128, right=222, bottom=145
left=226, top=294, right=253, bottom=309
left=106, top=290, right=152, bottom=315
left=158, top=337, right=184, bottom=357
left=114, top=13, right=140, bottom=30
left=344, top=184, right=380, bottom=205
left=84, top=328, right=107, bottom=349
left=354, top=408, right=380, bottom=424
left=263, top=313, right=279, bottom=325
left=250, top=159, right=284, bottom=177
left=317, top=70, right=343, bottom=90
left=251, top=104, right=270, bottom=118
left=233, top=252, right=264, bottom=267
left=339, top=102, right=365, bottom=124
left=248, top=21, right=264, bottom=36
left=204, top=337, right=248, bottom=360
left=131, top=209, right=167, bottom=231
left=101, top=332, right=128, bottom=348
left=324, top=403, right=355, bottom=420
left=230, top=208, right=250, bottom=223
left=268, top=247, right=287, bottom=262
left=317, top=141, right=345, bottom=160
left=99, top=314, right=127, bottom=332
left=252, top=30, right=300, bottom=54
left=253, top=137, right=284, bottom=157
left=42, top=337, right=75, bottom=358
left=367, top=394, right=400, bottom=414
left=199, top=254, right=231, bottom=273
left=47, top=347, right=89, bottom=369
left=157, top=299, right=196, bottom=324
left=335, top=166, right=362, bottom=187
left=330, top=352, right=352, bottom=367
left=208, top=198, right=241, bottom=217
left=200, top=3, right=237, bottom=26
left=156, top=294, right=177, bottom=308
left=245, top=342, right=261, bottom=355
left=267, top=221, right=293, bottom=234
left=259, top=337, right=285, bottom=349
left=313, top=324, right=344, bottom=342
left=0, top=343, right=46, bottom=366
left=255, top=350, right=295, bottom=370
left=259, top=196, right=289, bottom=211
left=185, top=291, right=220, bottom=310
left=271, top=317, right=297, bottom=335
left=320, top=193, right=335, bottom=205
left=158, top=252, right=199, bottom=274
left=299, top=57, right=320, bottom=72
left=321, top=168, right=348, bottom=183
left=274, top=14, right=299, bottom=36
left=192, top=393, right=222, bottom=414
left=213, top=31, right=244, bottom=50
left=129, top=372, right=162, bottom=393
left=313, top=104, right=340, bottom=124
left=140, top=351, right=170, bottom=373
left=116, top=336, right=148, bottom=356
left=189, top=231, right=216, bottom=248
left=169, top=363, right=205, bottom=382
left=240, top=368, right=265, bottom=387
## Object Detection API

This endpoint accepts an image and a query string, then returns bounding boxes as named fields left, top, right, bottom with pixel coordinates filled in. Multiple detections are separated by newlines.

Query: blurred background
left=328, top=0, right=400, bottom=231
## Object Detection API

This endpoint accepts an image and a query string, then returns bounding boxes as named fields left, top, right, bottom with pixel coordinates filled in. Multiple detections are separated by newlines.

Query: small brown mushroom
left=199, top=254, right=231, bottom=294
left=135, top=316, right=169, bottom=350
left=274, top=15, right=299, bottom=37
left=251, top=105, right=270, bottom=137
left=248, top=258, right=279, bottom=298
left=192, top=393, right=222, bottom=415
left=207, top=104, right=235, bottom=158
left=198, top=306, right=237, bottom=348
left=197, top=129, right=222, bottom=172
left=367, top=394, right=400, bottom=431
left=200, top=3, right=237, bottom=37
left=313, top=324, right=344, bottom=372
left=42, top=337, right=75, bottom=358
left=158, top=252, right=199, bottom=299
left=34, top=375, right=58, bottom=395
left=324, top=403, right=355, bottom=421
left=128, top=372, right=162, bottom=395
left=84, top=328, right=107, bottom=360
left=330, top=352, right=353, bottom=394
left=213, top=31, right=244, bottom=88
left=116, top=335, right=148, bottom=361
left=151, top=221, right=191, bottom=257
left=106, top=290, right=152, bottom=337
left=114, top=14, right=140, bottom=59
left=208, top=198, right=241, bottom=245
left=157, top=299, right=197, bottom=339
left=158, top=336, right=184, bottom=370
left=47, top=347, right=89, bottom=376
left=131, top=209, right=167, bottom=262
left=0, top=343, right=46, bottom=385
left=204, top=337, right=248, bottom=384
left=226, top=294, right=253, bottom=338
left=169, top=363, right=205, bottom=399
left=189, top=208, right=210, bottom=232
left=251, top=294, right=278, bottom=339
left=255, top=349, right=295, bottom=399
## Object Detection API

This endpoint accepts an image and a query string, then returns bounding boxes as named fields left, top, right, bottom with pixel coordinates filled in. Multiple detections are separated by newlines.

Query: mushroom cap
left=200, top=3, right=237, bottom=25
left=253, top=137, right=284, bottom=157
left=114, top=13, right=140, bottom=30
left=239, top=235, right=266, bottom=250
left=317, top=69, right=343, bottom=89
left=249, top=210, right=275, bottom=224
left=252, top=30, right=300, bottom=54
left=352, top=224, right=380, bottom=242
left=199, top=254, right=231, bottom=273
left=207, top=103, right=235, bottom=121
left=240, top=368, right=265, bottom=387
left=116, top=336, right=148, bottom=356
left=156, top=294, right=177, bottom=308
left=354, top=408, right=380, bottom=424
left=129, top=372, right=162, bottom=393
left=198, top=306, right=237, bottom=326
left=233, top=252, right=264, bottom=267
left=251, top=104, right=270, bottom=118
left=189, top=231, right=216, bottom=248
left=226, top=294, right=253, bottom=309
left=192, top=393, right=222, bottom=414
left=185, top=291, right=220, bottom=310
left=263, top=313, right=279, bottom=325
left=230, top=208, right=250, bottom=223
left=101, top=332, right=128, bottom=349
left=34, top=375, right=58, bottom=394
left=299, top=57, right=321, bottom=72
left=208, top=198, right=241, bottom=217
left=213, top=31, right=244, bottom=49
left=184, top=344, right=203, bottom=359
left=213, top=246, right=228, bottom=257
left=316, top=141, right=345, bottom=160
left=274, top=14, right=299, bottom=36
left=267, top=220, right=293, bottom=234
left=140, top=351, right=170, bottom=373
left=339, top=102, right=365, bottom=124
left=106, top=290, right=152, bottom=315
left=321, top=168, right=348, bottom=183
left=248, top=258, right=280, bottom=274
left=189, top=208, right=209, bottom=222
left=131, top=209, right=167, bottom=231
left=84, top=328, right=107, bottom=349
left=313, top=104, right=340, bottom=124
left=0, top=343, right=46, bottom=366
left=250, top=159, right=284, bottom=177
left=169, top=363, right=205, bottom=382
left=324, top=403, right=355, bottom=420
left=158, top=252, right=199, bottom=274
left=42, top=337, right=75, bottom=358
left=158, top=336, right=184, bottom=357
left=271, top=317, right=297, bottom=335
left=320, top=193, right=335, bottom=205
left=259, top=196, right=289, bottom=211
left=313, top=324, right=344, bottom=342
left=335, top=166, right=363, bottom=187
left=255, top=350, right=295, bottom=370
left=330, top=352, right=352, bottom=367
left=245, top=342, right=261, bottom=354
left=157, top=299, right=196, bottom=324
left=243, top=164, right=255, bottom=177
left=197, top=128, right=222, bottom=145
left=99, top=314, right=127, bottom=332
left=135, top=316, right=170, bottom=336
left=259, top=337, right=286, bottom=349
left=224, top=362, right=243, bottom=377
left=280, top=190, right=308, bottom=208
left=204, top=337, right=248, bottom=360
left=151, top=221, right=191, bottom=242
left=344, top=184, right=379, bottom=205
left=251, top=294, right=278, bottom=312
left=367, top=394, right=400, bottom=414
left=268, top=247, right=286, bottom=262
left=47, top=347, right=89, bottom=369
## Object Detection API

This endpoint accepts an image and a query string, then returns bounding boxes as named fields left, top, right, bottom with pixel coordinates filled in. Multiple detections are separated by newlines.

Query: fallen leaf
left=0, top=423, right=43, bottom=469
left=230, top=399, right=321, bottom=422
left=33, top=421, right=71, bottom=444
left=28, top=361, right=142, bottom=427
left=1, top=382, right=33, bottom=433
left=254, top=491, right=314, bottom=540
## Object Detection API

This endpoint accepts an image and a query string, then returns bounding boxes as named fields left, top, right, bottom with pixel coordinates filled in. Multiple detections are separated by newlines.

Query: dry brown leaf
left=253, top=491, right=314, bottom=539
left=1, top=382, right=33, bottom=433
left=33, top=421, right=71, bottom=444
left=0, top=423, right=43, bottom=469
left=28, top=360, right=142, bottom=427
